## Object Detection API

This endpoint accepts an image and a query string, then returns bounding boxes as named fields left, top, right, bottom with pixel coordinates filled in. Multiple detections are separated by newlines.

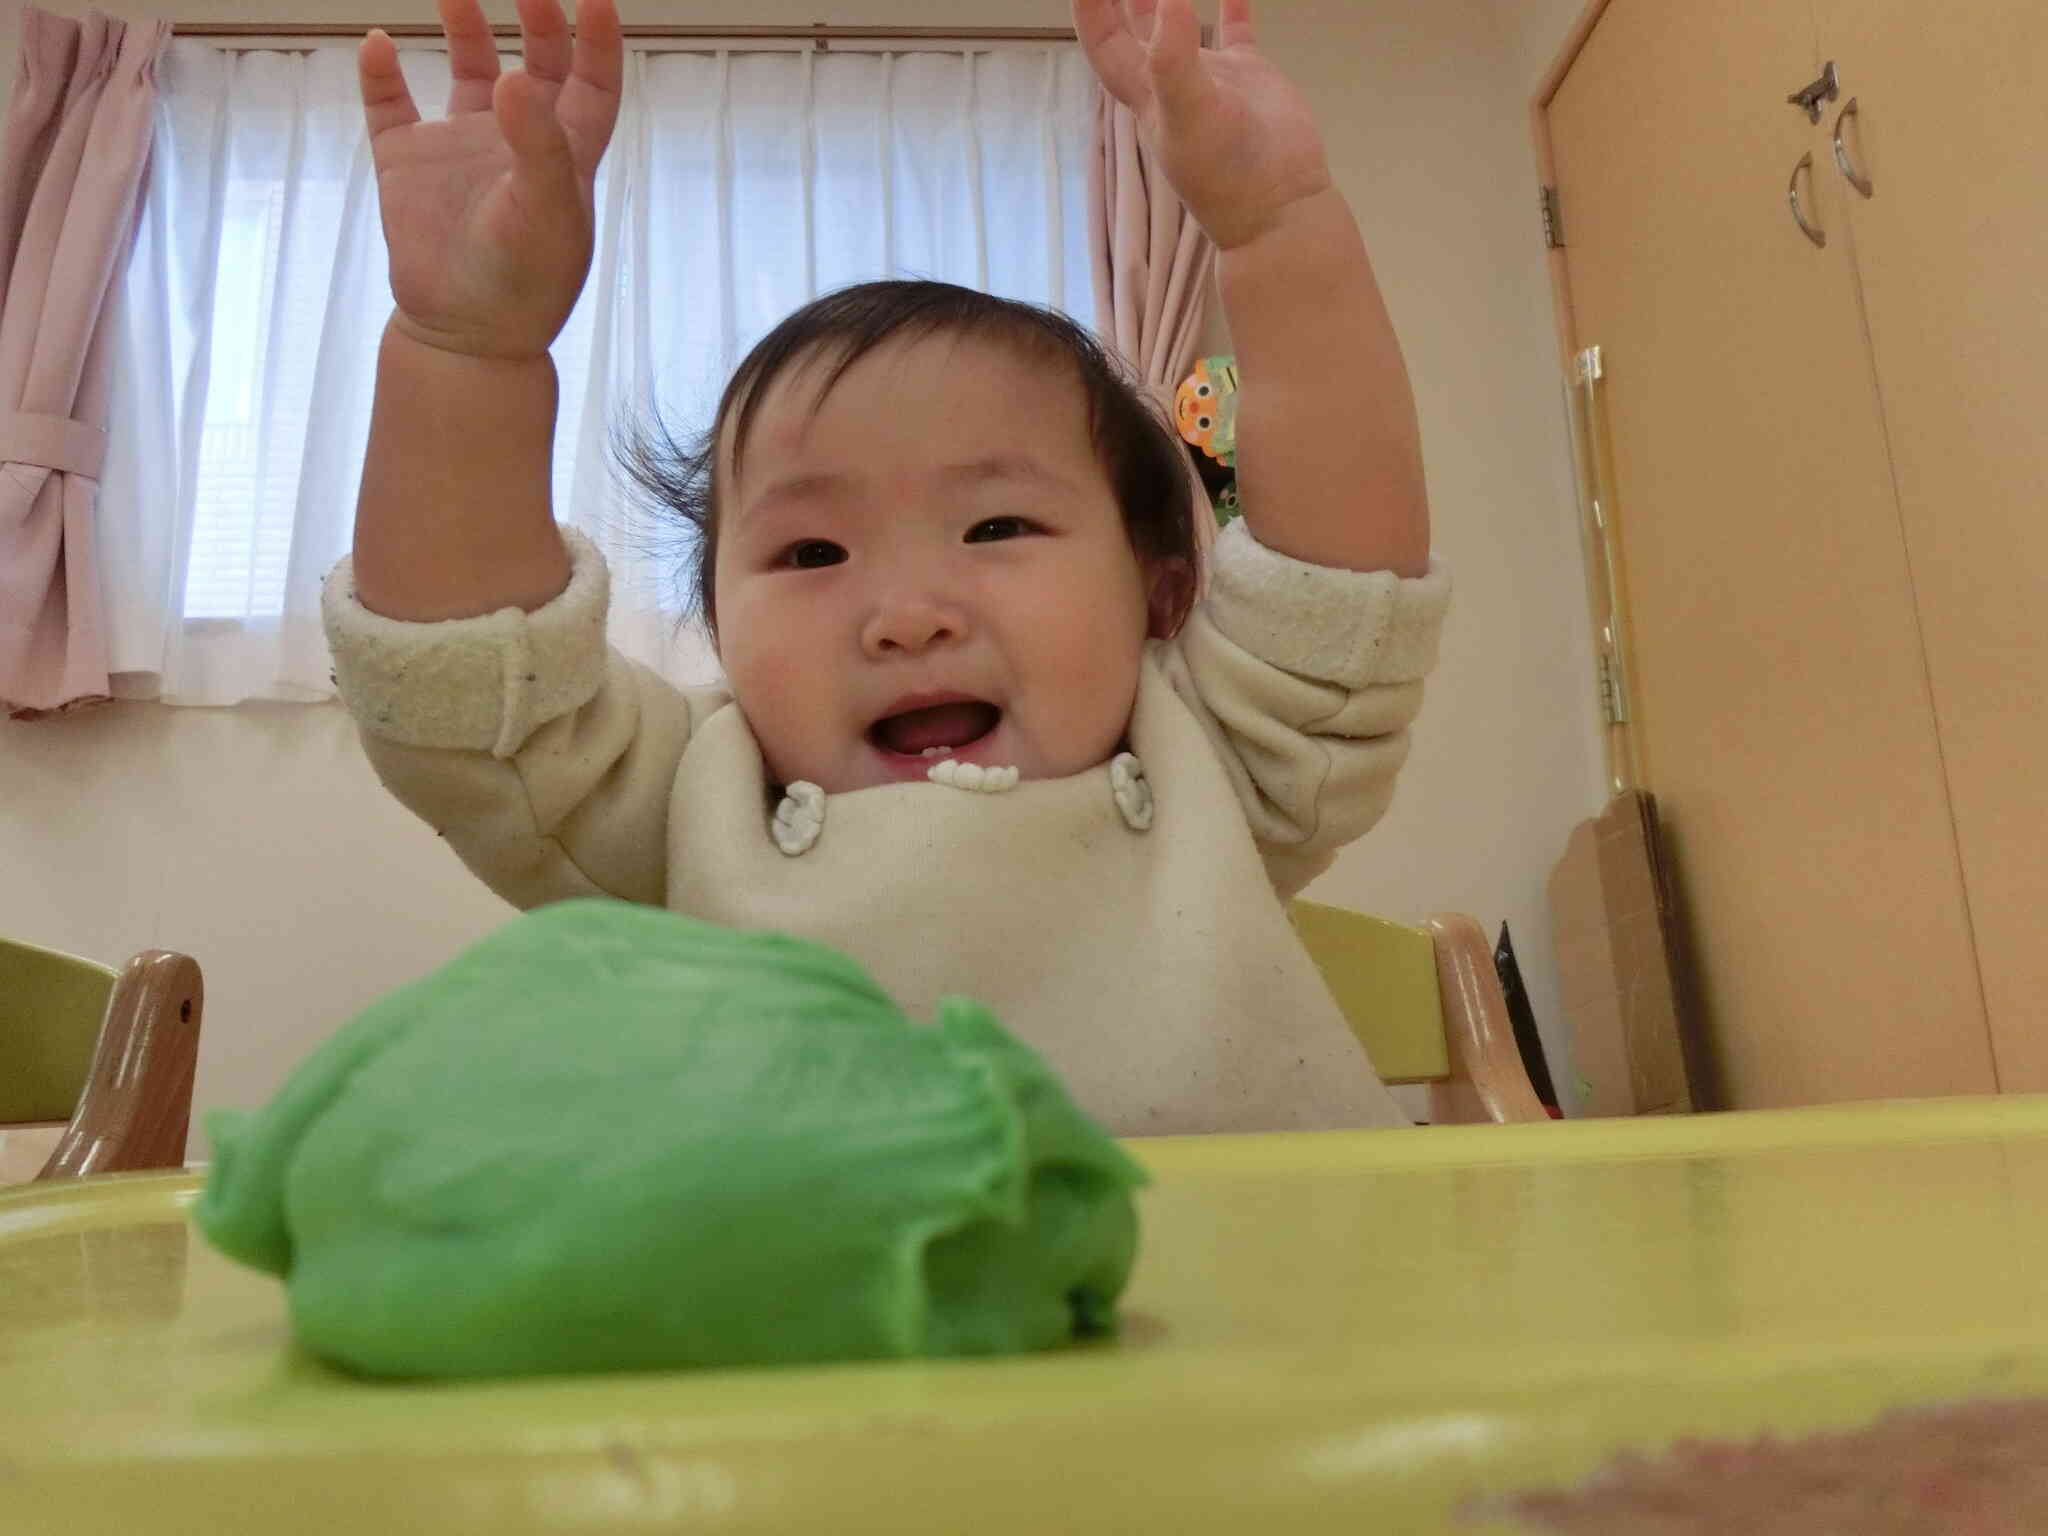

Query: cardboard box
left=1549, top=791, right=1697, bottom=1116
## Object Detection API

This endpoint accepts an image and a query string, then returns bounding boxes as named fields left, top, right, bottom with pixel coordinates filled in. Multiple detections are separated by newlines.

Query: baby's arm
left=1080, top=0, right=1443, bottom=889
left=354, top=330, right=570, bottom=619
left=1072, top=0, right=1428, bottom=578
left=350, top=0, right=619, bottom=621
left=1158, top=528, right=1449, bottom=897
left=1219, top=198, right=1428, bottom=578
left=333, top=0, right=721, bottom=911
left=326, top=529, right=719, bottom=911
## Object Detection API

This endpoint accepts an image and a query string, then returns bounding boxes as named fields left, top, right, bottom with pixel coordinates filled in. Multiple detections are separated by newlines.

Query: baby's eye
left=780, top=540, right=847, bottom=569
left=965, top=516, right=1034, bottom=544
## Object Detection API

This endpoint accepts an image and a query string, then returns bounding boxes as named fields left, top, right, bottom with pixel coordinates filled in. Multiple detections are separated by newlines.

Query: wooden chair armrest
left=1424, top=915, right=1551, bottom=1126
left=40, top=951, right=203, bottom=1179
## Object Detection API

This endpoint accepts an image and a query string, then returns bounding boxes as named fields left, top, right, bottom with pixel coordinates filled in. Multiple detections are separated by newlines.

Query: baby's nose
left=862, top=593, right=965, bottom=656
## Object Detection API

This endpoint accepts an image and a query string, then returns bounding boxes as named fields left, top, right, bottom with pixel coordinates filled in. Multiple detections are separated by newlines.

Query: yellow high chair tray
left=10, top=1097, right=2048, bottom=1533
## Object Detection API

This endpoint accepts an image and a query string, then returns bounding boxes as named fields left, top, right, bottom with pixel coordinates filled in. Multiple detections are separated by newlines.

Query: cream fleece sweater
left=322, top=520, right=1450, bottom=1135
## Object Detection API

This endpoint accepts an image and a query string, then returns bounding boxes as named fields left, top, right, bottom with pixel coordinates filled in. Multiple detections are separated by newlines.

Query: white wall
left=2, top=701, right=513, bottom=1137
left=1, top=0, right=1605, bottom=1147
left=1502, top=0, right=1599, bottom=106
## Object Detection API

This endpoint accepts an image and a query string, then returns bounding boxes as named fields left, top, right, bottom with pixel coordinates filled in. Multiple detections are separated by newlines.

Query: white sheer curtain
left=100, top=38, right=1097, bottom=705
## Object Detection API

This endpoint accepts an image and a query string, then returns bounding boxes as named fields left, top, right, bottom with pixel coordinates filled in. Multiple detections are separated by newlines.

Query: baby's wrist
left=385, top=310, right=556, bottom=367
left=1209, top=179, right=1342, bottom=256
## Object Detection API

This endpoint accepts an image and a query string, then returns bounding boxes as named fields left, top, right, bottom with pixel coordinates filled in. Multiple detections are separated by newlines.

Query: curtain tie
left=0, top=412, right=108, bottom=479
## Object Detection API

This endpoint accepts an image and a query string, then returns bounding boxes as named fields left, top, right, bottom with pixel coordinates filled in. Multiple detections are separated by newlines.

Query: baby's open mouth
left=868, top=700, right=1002, bottom=757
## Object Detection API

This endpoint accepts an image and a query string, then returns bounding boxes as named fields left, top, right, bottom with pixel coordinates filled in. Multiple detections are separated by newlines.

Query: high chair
left=1288, top=900, right=1550, bottom=1125
left=0, top=937, right=203, bottom=1180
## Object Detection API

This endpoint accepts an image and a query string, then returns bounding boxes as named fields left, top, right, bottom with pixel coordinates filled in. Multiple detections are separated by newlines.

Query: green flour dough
left=195, top=899, right=1145, bottom=1380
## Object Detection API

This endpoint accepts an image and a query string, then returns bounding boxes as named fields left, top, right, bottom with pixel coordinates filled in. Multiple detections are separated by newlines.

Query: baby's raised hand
left=1073, top=0, right=1331, bottom=252
left=359, top=0, right=621, bottom=360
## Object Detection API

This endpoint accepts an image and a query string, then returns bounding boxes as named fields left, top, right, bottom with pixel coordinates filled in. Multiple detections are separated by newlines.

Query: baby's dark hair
left=612, top=279, right=1200, bottom=638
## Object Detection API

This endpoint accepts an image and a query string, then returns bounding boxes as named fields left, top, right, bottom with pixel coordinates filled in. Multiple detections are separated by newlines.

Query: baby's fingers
left=1144, top=0, right=1206, bottom=121
left=513, top=0, right=573, bottom=88
left=1071, top=0, right=1152, bottom=114
left=494, top=67, right=577, bottom=190
left=358, top=29, right=421, bottom=140
left=1216, top=0, right=1256, bottom=50
left=556, top=0, right=624, bottom=178
left=439, top=0, right=503, bottom=116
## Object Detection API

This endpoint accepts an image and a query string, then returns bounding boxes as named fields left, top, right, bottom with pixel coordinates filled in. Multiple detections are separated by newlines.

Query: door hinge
left=1540, top=186, right=1565, bottom=249
left=1597, top=650, right=1631, bottom=726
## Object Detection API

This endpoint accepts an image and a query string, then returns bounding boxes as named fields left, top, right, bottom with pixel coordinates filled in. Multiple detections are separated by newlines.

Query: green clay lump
left=195, top=899, right=1145, bottom=1379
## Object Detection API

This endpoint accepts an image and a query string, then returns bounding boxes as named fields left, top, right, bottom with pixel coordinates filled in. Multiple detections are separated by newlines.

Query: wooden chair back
left=0, top=938, right=203, bottom=1179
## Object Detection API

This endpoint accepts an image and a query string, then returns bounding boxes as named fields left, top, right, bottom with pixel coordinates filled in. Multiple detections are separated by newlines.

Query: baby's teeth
left=926, top=760, right=1020, bottom=792
left=921, top=745, right=952, bottom=758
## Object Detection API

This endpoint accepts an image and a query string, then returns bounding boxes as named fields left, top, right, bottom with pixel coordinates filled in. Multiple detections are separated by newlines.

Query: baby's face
left=713, top=333, right=1156, bottom=795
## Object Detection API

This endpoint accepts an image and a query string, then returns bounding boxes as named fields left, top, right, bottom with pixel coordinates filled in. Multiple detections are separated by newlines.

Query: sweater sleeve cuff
left=320, top=527, right=611, bottom=758
left=1203, top=517, right=1451, bottom=688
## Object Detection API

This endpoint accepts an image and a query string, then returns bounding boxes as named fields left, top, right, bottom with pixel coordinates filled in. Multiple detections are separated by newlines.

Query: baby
left=325, top=0, right=1449, bottom=1135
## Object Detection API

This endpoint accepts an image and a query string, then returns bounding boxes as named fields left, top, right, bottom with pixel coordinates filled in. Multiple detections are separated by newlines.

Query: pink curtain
left=0, top=6, right=169, bottom=718
left=1087, top=89, right=1218, bottom=569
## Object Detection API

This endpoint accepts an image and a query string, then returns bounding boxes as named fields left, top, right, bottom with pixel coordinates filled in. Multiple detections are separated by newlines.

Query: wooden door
left=1545, top=0, right=1994, bottom=1107
left=1807, top=0, right=2048, bottom=1089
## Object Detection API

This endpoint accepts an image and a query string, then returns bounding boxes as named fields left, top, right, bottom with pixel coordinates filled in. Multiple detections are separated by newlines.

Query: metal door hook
left=1787, top=60, right=1840, bottom=123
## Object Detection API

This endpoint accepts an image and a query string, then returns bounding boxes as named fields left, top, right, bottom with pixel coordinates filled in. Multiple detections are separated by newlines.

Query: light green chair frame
left=1, top=938, right=203, bottom=1179
left=1289, top=901, right=1550, bottom=1125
